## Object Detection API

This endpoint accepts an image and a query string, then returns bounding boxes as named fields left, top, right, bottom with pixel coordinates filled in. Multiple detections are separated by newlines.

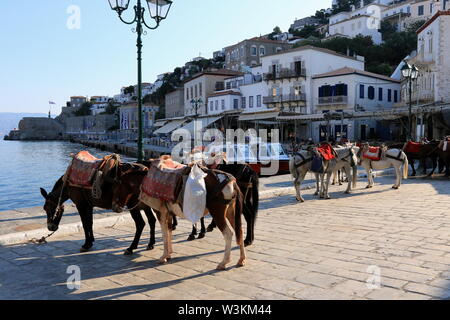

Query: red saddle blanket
left=362, top=147, right=382, bottom=161
left=67, top=151, right=103, bottom=188
left=316, top=144, right=335, bottom=161
left=404, top=141, right=422, bottom=153
left=141, top=163, right=187, bottom=202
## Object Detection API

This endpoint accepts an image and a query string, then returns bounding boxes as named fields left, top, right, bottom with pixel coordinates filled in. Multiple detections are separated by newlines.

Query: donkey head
left=40, top=188, right=64, bottom=232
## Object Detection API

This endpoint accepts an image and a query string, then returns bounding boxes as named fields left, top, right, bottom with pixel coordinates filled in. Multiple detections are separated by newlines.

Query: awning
left=277, top=114, right=325, bottom=121
left=154, top=120, right=167, bottom=127
left=177, top=116, right=222, bottom=135
left=238, top=111, right=279, bottom=121
left=153, top=119, right=188, bottom=135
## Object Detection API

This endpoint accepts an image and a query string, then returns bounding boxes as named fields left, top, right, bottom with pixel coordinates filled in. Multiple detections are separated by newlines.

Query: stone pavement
left=1, top=175, right=450, bottom=300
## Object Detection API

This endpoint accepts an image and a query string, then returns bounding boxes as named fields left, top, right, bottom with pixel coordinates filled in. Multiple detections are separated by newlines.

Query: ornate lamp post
left=401, top=62, right=419, bottom=141
left=108, top=0, right=173, bottom=162
left=190, top=98, right=203, bottom=118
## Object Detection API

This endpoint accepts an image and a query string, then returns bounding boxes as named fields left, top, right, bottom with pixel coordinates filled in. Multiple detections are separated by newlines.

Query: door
left=360, top=124, right=367, bottom=141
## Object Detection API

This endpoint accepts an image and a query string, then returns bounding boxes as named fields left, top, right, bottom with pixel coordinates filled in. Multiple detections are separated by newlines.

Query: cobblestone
left=0, top=176, right=450, bottom=299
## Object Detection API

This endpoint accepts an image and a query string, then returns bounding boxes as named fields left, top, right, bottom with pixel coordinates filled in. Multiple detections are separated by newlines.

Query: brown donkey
left=112, top=166, right=246, bottom=270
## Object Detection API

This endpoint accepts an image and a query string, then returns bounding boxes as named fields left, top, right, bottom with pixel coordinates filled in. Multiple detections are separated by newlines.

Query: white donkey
left=289, top=148, right=320, bottom=202
left=316, top=145, right=359, bottom=199
left=359, top=144, right=409, bottom=189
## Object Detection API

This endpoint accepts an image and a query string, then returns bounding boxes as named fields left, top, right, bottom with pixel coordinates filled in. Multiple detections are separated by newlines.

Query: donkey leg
left=212, top=210, right=232, bottom=270
left=392, top=166, right=401, bottom=189
left=157, top=208, right=172, bottom=264
left=314, top=173, right=320, bottom=196
left=324, top=172, right=332, bottom=199
left=124, top=209, right=145, bottom=255
left=171, top=215, right=178, bottom=231
left=206, top=219, right=216, bottom=232
left=344, top=167, right=352, bottom=194
left=198, top=217, right=206, bottom=239
left=78, top=206, right=94, bottom=252
left=410, top=159, right=417, bottom=176
left=187, top=223, right=197, bottom=241
left=295, top=170, right=307, bottom=202
left=144, top=208, right=156, bottom=251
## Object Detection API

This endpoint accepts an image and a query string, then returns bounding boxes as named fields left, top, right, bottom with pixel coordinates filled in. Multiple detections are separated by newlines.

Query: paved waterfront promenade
left=1, top=174, right=450, bottom=300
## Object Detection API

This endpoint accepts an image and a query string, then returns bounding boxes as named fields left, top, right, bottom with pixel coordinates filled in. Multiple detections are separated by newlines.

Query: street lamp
left=108, top=0, right=173, bottom=162
left=401, top=62, right=419, bottom=141
left=190, top=98, right=203, bottom=118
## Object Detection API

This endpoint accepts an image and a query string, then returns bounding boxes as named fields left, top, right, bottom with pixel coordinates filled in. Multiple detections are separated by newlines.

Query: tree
left=123, top=85, right=135, bottom=95
left=73, top=102, right=92, bottom=116
left=268, top=26, right=282, bottom=40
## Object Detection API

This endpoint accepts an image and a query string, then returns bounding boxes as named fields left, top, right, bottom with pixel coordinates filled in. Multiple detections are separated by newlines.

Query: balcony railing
left=317, top=96, right=348, bottom=105
left=263, top=67, right=307, bottom=81
left=263, top=94, right=306, bottom=104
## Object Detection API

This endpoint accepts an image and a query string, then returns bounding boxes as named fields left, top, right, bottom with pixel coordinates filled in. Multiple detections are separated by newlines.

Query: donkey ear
left=40, top=188, right=48, bottom=199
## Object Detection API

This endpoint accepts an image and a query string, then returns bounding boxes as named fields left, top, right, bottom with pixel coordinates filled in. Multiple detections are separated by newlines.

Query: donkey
left=315, top=145, right=359, bottom=200
left=289, top=148, right=321, bottom=202
left=112, top=163, right=246, bottom=270
left=187, top=163, right=259, bottom=247
left=358, top=144, right=409, bottom=189
left=390, top=141, right=440, bottom=177
left=40, top=162, right=176, bottom=254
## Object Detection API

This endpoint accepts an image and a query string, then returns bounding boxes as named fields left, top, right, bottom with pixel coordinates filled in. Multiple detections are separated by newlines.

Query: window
left=378, top=88, right=383, bottom=101
left=394, top=90, right=398, bottom=103
left=418, top=5, right=424, bottom=16
left=430, top=3, right=433, bottom=13
left=199, top=83, right=202, bottom=96
left=368, top=86, right=375, bottom=100
left=429, top=37, right=433, bottom=53
left=233, top=99, right=239, bottom=110
left=257, top=95, right=262, bottom=108
left=335, top=84, right=348, bottom=96
left=242, top=97, right=246, bottom=108
left=221, top=100, right=225, bottom=110
left=190, top=87, right=193, bottom=100
left=251, top=46, right=257, bottom=56
left=249, top=96, right=254, bottom=108
left=215, top=100, right=218, bottom=110
left=210, top=101, right=214, bottom=112
left=388, top=89, right=392, bottom=102
left=360, top=85, right=365, bottom=99
left=226, top=82, right=232, bottom=90
left=194, top=85, right=198, bottom=98
left=186, top=88, right=189, bottom=101
left=259, top=46, right=266, bottom=56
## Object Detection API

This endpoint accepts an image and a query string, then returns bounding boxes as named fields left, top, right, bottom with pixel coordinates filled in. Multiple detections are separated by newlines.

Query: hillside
left=0, top=113, right=47, bottom=137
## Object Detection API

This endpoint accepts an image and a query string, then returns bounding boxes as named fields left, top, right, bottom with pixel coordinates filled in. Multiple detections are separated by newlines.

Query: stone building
left=6, top=117, right=64, bottom=140
left=223, top=37, right=292, bottom=71
left=165, top=88, right=185, bottom=119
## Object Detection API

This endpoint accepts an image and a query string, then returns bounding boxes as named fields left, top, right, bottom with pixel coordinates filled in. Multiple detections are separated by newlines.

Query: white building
left=311, top=67, right=401, bottom=141
left=90, top=96, right=110, bottom=116
left=119, top=104, right=159, bottom=130
left=328, top=1, right=387, bottom=44
left=405, top=11, right=450, bottom=105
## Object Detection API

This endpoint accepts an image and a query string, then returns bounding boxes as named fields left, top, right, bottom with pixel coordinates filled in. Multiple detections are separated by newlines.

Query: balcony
left=263, top=94, right=306, bottom=104
left=263, top=67, right=307, bottom=81
left=317, top=96, right=348, bottom=106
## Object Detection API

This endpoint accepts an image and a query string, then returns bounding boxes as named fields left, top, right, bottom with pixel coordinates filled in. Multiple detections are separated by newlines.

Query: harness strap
left=294, top=153, right=313, bottom=168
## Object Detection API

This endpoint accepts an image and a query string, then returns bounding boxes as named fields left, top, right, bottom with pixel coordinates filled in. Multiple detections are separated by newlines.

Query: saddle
left=65, top=151, right=105, bottom=188
left=404, top=141, right=422, bottom=154
left=362, top=146, right=382, bottom=161
left=140, top=156, right=191, bottom=203
left=316, top=143, right=336, bottom=161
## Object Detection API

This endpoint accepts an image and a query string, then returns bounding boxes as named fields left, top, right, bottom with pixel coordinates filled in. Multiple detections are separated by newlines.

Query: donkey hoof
left=392, top=186, right=399, bottom=189
left=187, top=234, right=196, bottom=241
left=244, top=240, right=253, bottom=247
left=80, top=245, right=92, bottom=253
left=197, top=233, right=205, bottom=239
left=171, top=226, right=177, bottom=231
left=124, top=248, right=133, bottom=256
left=216, top=263, right=226, bottom=271
left=158, top=257, right=170, bottom=264
left=237, top=259, right=246, bottom=267
left=345, top=191, right=351, bottom=194
left=146, top=244, right=154, bottom=251
left=206, top=225, right=214, bottom=232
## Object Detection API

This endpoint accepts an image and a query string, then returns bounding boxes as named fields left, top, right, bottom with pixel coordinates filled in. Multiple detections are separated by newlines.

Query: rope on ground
left=28, top=231, right=56, bottom=245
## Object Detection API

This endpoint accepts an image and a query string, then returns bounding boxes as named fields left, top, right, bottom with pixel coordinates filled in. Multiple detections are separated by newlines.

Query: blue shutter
left=378, top=88, right=383, bottom=101
left=360, top=85, right=365, bottom=99
left=319, top=86, right=324, bottom=97
left=343, top=84, right=348, bottom=96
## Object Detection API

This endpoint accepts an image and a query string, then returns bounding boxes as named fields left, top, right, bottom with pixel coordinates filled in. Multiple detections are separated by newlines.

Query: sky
left=0, top=0, right=331, bottom=114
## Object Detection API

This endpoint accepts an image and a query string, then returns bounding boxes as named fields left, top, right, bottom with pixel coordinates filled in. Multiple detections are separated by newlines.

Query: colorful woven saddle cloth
left=362, top=146, right=382, bottom=161
left=140, top=156, right=190, bottom=203
left=404, top=141, right=422, bottom=153
left=67, top=151, right=103, bottom=188
left=316, top=143, right=336, bottom=161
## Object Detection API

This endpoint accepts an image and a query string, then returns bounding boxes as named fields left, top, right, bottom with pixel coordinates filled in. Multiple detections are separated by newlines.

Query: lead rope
left=29, top=162, right=71, bottom=245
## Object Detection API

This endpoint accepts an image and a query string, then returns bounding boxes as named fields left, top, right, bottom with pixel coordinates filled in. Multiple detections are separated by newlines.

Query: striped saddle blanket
left=362, top=147, right=382, bottom=161
left=66, top=151, right=103, bottom=188
left=140, top=158, right=189, bottom=203
left=404, top=141, right=422, bottom=154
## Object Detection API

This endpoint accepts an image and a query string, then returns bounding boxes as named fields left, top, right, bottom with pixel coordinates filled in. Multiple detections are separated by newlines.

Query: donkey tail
left=234, top=182, right=244, bottom=245
left=352, top=165, right=358, bottom=188
left=403, top=152, right=409, bottom=180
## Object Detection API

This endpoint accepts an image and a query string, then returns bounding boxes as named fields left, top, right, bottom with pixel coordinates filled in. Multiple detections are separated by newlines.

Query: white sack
left=183, top=164, right=208, bottom=224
